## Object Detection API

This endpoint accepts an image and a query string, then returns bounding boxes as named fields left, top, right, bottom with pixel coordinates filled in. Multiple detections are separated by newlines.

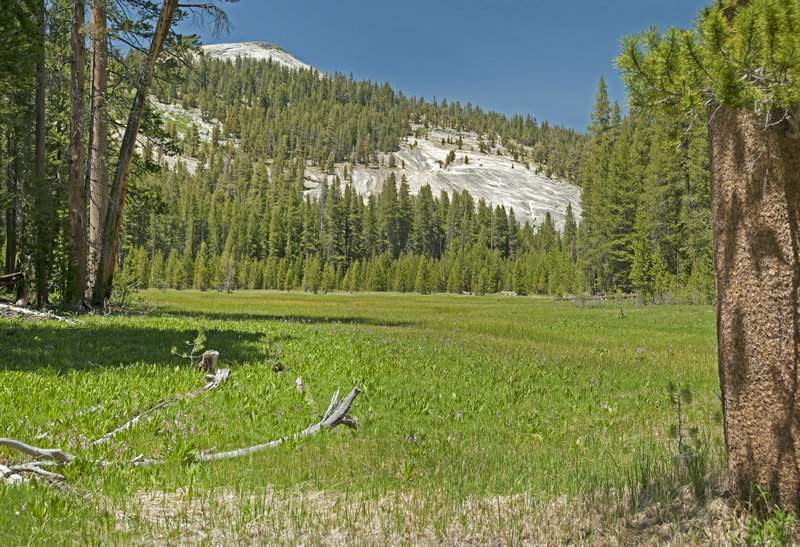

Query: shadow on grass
left=0, top=321, right=266, bottom=373
left=153, top=309, right=414, bottom=328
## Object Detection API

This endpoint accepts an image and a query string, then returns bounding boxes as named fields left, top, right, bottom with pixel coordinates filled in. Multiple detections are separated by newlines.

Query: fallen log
left=0, top=303, right=78, bottom=324
left=0, top=272, right=23, bottom=288
left=0, top=438, right=75, bottom=463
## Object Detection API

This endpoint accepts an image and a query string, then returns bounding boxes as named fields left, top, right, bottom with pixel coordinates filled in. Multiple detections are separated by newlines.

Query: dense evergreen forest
left=0, top=1, right=713, bottom=305
left=120, top=64, right=713, bottom=301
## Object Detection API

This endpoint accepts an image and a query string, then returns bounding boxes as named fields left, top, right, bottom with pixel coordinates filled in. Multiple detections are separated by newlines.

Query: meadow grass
left=0, top=290, right=734, bottom=544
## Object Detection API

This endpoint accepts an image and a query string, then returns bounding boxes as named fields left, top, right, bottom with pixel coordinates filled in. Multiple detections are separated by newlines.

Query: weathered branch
left=202, top=367, right=230, bottom=390
left=194, top=386, right=361, bottom=462
left=5, top=385, right=359, bottom=473
left=92, top=400, right=172, bottom=446
left=11, top=465, right=66, bottom=481
left=0, top=438, right=75, bottom=463
left=318, top=413, right=360, bottom=430
left=93, top=366, right=230, bottom=445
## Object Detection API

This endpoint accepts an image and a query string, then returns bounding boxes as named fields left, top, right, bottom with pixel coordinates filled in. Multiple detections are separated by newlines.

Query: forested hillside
left=118, top=60, right=712, bottom=300
left=0, top=2, right=713, bottom=304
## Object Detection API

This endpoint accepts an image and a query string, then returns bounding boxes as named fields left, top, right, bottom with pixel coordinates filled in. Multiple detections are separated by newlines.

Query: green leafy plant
left=743, top=504, right=796, bottom=546
left=171, top=328, right=206, bottom=366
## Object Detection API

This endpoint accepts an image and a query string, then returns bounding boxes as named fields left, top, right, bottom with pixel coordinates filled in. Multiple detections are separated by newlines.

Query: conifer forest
left=0, top=1, right=713, bottom=306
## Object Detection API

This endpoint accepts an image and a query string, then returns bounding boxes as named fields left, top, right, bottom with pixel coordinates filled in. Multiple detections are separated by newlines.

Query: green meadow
left=0, top=291, right=733, bottom=544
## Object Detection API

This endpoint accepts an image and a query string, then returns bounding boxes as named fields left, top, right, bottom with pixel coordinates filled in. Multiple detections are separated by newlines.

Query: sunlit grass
left=0, top=290, right=724, bottom=543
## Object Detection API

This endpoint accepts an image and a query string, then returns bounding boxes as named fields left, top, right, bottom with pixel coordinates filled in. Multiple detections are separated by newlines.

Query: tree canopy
left=617, top=0, right=800, bottom=124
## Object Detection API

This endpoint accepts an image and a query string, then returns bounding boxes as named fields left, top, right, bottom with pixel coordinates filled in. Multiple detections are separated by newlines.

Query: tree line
left=120, top=160, right=582, bottom=297
left=0, top=1, right=713, bottom=306
left=116, top=69, right=713, bottom=302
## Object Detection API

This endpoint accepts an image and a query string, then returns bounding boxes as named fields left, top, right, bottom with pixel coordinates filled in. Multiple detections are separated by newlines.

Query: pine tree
left=194, top=241, right=209, bottom=290
left=578, top=77, right=614, bottom=293
left=617, top=0, right=800, bottom=505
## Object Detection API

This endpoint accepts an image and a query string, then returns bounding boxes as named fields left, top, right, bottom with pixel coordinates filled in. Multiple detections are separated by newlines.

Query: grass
left=0, top=290, right=745, bottom=543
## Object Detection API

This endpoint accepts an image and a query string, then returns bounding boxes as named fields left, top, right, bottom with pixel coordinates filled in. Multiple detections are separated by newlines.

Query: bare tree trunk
left=92, top=0, right=179, bottom=305
left=33, top=0, right=48, bottom=306
left=4, top=133, right=17, bottom=276
left=87, top=0, right=108, bottom=286
left=681, top=134, right=695, bottom=269
left=68, top=0, right=87, bottom=304
left=708, top=102, right=800, bottom=507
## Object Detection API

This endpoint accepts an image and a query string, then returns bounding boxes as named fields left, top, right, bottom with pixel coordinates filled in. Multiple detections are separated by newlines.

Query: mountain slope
left=167, top=42, right=582, bottom=229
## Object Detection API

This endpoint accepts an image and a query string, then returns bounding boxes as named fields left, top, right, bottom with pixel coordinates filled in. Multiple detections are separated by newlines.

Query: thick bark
left=88, top=0, right=108, bottom=285
left=92, top=0, right=179, bottom=305
left=68, top=0, right=87, bottom=303
left=33, top=0, right=48, bottom=306
left=708, top=102, right=800, bottom=506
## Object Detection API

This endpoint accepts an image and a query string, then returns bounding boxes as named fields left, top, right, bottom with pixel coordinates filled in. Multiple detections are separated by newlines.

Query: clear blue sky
left=183, top=0, right=710, bottom=131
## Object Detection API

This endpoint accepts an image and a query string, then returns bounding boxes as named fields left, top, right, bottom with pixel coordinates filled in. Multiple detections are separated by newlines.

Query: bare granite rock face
left=197, top=43, right=582, bottom=229
left=709, top=102, right=800, bottom=506
left=202, top=42, right=313, bottom=72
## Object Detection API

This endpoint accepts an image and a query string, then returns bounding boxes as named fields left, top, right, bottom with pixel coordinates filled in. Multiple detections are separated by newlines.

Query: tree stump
left=197, top=350, right=219, bottom=374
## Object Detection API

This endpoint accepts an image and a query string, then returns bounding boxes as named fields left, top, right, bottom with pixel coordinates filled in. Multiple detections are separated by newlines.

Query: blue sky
left=183, top=0, right=710, bottom=131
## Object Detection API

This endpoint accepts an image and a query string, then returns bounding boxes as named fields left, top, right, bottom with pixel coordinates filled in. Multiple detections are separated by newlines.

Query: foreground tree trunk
left=708, top=102, right=800, bottom=506
left=92, top=0, right=179, bottom=305
left=68, top=0, right=87, bottom=303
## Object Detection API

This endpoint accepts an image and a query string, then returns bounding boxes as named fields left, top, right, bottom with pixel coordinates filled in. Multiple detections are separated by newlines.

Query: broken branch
left=194, top=386, right=361, bottom=462
left=202, top=368, right=230, bottom=391
left=11, top=464, right=66, bottom=481
left=92, top=367, right=231, bottom=445
left=92, top=400, right=172, bottom=446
